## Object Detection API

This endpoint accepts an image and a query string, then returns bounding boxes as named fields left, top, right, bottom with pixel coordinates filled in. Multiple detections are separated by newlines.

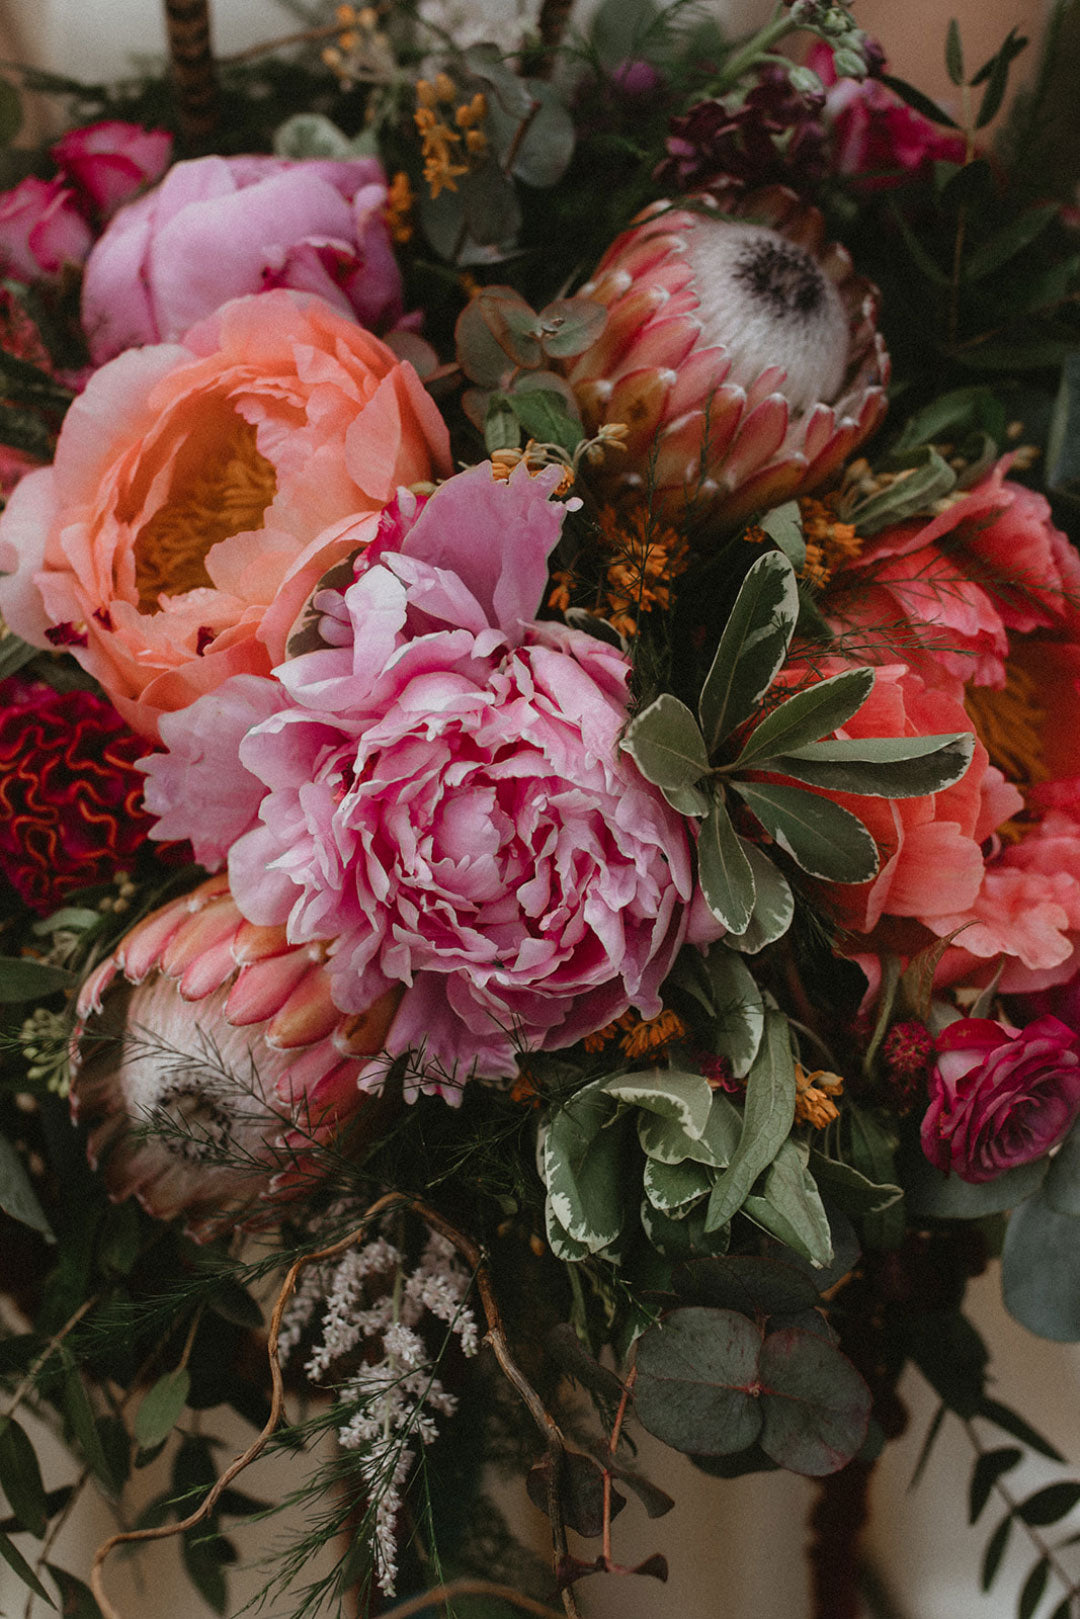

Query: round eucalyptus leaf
left=758, top=1329, right=872, bottom=1476
left=634, top=1307, right=764, bottom=1456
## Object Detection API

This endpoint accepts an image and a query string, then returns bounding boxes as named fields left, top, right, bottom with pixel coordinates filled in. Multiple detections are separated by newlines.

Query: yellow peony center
left=964, top=658, right=1049, bottom=793
left=132, top=413, right=277, bottom=614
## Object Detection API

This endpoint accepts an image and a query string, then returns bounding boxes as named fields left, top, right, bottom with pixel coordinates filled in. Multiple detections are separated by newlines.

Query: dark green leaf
left=0, top=80, right=23, bottom=146
left=62, top=1361, right=118, bottom=1493
left=880, top=73, right=961, bottom=128
left=757, top=500, right=804, bottom=569
left=0, top=957, right=74, bottom=1002
left=957, top=337, right=1076, bottom=372
left=768, top=732, right=974, bottom=799
left=1038, top=1119, right=1080, bottom=1216
left=0, top=633, right=38, bottom=680
left=975, top=38, right=1020, bottom=126
left=908, top=1310, right=988, bottom=1418
left=732, top=668, right=874, bottom=768
left=1017, top=1483, right=1080, bottom=1526
left=509, top=82, right=575, bottom=187
left=964, top=204, right=1059, bottom=282
left=848, top=1104, right=904, bottom=1249
left=885, top=202, right=951, bottom=287
left=621, top=694, right=710, bottom=790
left=705, top=1011, right=795, bottom=1231
left=207, top=1280, right=264, bottom=1331
left=507, top=386, right=583, bottom=453
left=1002, top=1191, right=1080, bottom=1340
left=970, top=26, right=1028, bottom=85
left=697, top=796, right=756, bottom=935
left=0, top=403, right=53, bottom=460
left=0, top=1532, right=54, bottom=1604
left=455, top=292, right=518, bottom=385
left=1018, top=1557, right=1049, bottom=1619
left=981, top=1513, right=1012, bottom=1591
left=757, top=1329, right=872, bottom=1475
left=698, top=552, right=799, bottom=754
left=893, top=384, right=1006, bottom=453
left=0, top=1135, right=54, bottom=1241
left=45, top=1565, right=104, bottom=1619
left=743, top=1140, right=833, bottom=1269
left=527, top=1452, right=623, bottom=1539
left=484, top=393, right=521, bottom=453
left=674, top=1253, right=821, bottom=1317
left=977, top=1397, right=1066, bottom=1463
left=0, top=1418, right=48, bottom=1538
left=945, top=18, right=965, bottom=85
left=731, top=779, right=878, bottom=883
left=808, top=1151, right=902, bottom=1216
left=634, top=1306, right=764, bottom=1456
left=725, top=841, right=794, bottom=955
left=135, top=1368, right=192, bottom=1453
left=969, top=1448, right=1023, bottom=1523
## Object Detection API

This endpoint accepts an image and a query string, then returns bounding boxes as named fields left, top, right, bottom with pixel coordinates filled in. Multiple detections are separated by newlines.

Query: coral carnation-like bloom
left=142, top=465, right=698, bottom=1094
left=0, top=677, right=152, bottom=914
left=565, top=188, right=889, bottom=528
left=0, top=291, right=451, bottom=738
left=71, top=876, right=399, bottom=1236
left=921, top=1015, right=1080, bottom=1183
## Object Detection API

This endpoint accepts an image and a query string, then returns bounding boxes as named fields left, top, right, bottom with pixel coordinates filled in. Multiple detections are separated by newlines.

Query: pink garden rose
left=51, top=120, right=173, bottom=219
left=141, top=464, right=699, bottom=1094
left=81, top=154, right=406, bottom=364
left=921, top=1015, right=1080, bottom=1183
left=0, top=290, right=450, bottom=738
left=0, top=176, right=92, bottom=281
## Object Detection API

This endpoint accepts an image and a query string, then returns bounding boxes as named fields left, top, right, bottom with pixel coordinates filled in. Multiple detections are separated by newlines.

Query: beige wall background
left=0, top=2, right=1073, bottom=1617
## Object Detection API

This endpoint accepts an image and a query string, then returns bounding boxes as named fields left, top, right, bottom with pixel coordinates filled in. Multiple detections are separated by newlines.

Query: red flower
left=921, top=1015, right=1080, bottom=1183
left=0, top=678, right=153, bottom=914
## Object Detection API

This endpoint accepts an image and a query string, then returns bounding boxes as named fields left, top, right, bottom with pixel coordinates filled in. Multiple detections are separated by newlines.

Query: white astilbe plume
left=298, top=1227, right=479, bottom=1595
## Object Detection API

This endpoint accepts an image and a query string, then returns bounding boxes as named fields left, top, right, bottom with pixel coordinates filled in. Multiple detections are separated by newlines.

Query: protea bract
left=565, top=187, right=889, bottom=529
left=71, top=876, right=399, bottom=1236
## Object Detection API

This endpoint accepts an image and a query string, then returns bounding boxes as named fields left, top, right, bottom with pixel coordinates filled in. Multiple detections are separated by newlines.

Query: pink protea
left=70, top=876, right=399, bottom=1237
left=564, top=187, right=889, bottom=529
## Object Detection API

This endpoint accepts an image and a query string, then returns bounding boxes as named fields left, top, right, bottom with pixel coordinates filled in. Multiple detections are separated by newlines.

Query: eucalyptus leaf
left=640, top=1199, right=730, bottom=1261
left=906, top=1151, right=1047, bottom=1218
left=509, top=80, right=575, bottom=188
left=698, top=552, right=799, bottom=755
left=757, top=1329, right=872, bottom=1475
left=724, top=842, right=794, bottom=955
left=705, top=948, right=764, bottom=1078
left=1044, top=1119, right=1080, bottom=1216
left=634, top=1307, right=764, bottom=1456
left=537, top=299, right=608, bottom=360
left=0, top=1135, right=54, bottom=1241
left=768, top=733, right=975, bottom=798
left=847, top=1104, right=904, bottom=1249
left=1002, top=1190, right=1080, bottom=1340
left=697, top=796, right=756, bottom=934
left=674, top=1253, right=821, bottom=1317
left=134, top=1369, right=192, bottom=1452
left=603, top=1068, right=713, bottom=1139
left=705, top=1012, right=796, bottom=1231
left=621, top=694, right=710, bottom=789
left=731, top=780, right=879, bottom=883
left=484, top=393, right=521, bottom=452
left=732, top=668, right=874, bottom=768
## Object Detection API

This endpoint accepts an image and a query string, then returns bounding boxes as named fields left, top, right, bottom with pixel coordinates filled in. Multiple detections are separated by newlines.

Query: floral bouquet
left=1, top=1, right=1079, bottom=1615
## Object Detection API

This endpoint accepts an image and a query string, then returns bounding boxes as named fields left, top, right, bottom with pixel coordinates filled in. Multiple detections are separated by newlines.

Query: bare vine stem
left=601, top=1365, right=637, bottom=1565
left=380, top=1577, right=568, bottom=1619
left=89, top=1192, right=581, bottom=1619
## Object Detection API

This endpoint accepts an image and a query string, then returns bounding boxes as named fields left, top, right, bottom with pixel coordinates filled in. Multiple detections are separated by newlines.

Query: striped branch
left=163, top=0, right=218, bottom=144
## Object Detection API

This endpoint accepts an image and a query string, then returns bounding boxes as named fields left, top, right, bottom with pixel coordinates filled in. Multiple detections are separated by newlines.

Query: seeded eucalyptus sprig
left=621, top=546, right=975, bottom=940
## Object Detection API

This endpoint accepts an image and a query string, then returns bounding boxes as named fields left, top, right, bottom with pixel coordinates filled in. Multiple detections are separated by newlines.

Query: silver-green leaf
left=705, top=1011, right=797, bottom=1230
left=732, top=668, right=875, bottom=769
left=770, top=732, right=975, bottom=798
left=731, top=780, right=879, bottom=883
left=622, top=694, right=710, bottom=790
left=725, top=842, right=795, bottom=954
left=698, top=552, right=800, bottom=754
left=698, top=796, right=756, bottom=933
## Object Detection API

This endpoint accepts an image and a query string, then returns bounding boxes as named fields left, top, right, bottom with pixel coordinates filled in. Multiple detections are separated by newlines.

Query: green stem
left=719, top=6, right=799, bottom=89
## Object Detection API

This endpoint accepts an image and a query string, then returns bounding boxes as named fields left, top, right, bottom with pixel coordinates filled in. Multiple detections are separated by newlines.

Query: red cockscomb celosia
left=0, top=677, right=153, bottom=913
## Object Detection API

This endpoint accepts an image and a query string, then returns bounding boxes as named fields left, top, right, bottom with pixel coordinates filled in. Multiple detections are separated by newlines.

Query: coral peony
left=0, top=290, right=450, bottom=738
left=81, top=153, right=406, bottom=364
left=143, top=465, right=699, bottom=1094
left=71, top=876, right=399, bottom=1236
left=0, top=676, right=152, bottom=914
left=0, top=176, right=92, bottom=281
left=51, top=120, right=173, bottom=220
left=826, top=462, right=1080, bottom=993
left=564, top=187, right=888, bottom=529
left=921, top=1015, right=1080, bottom=1183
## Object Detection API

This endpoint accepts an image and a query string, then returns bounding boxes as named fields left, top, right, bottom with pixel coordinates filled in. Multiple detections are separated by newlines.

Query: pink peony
left=921, top=1015, right=1080, bottom=1183
left=81, top=153, right=406, bottom=364
left=0, top=290, right=450, bottom=739
left=51, top=120, right=173, bottom=219
left=0, top=176, right=92, bottom=281
left=143, top=465, right=698, bottom=1094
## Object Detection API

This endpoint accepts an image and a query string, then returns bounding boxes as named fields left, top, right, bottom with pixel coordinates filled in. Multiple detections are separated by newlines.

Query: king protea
left=565, top=186, right=889, bottom=528
left=70, top=876, right=399, bottom=1236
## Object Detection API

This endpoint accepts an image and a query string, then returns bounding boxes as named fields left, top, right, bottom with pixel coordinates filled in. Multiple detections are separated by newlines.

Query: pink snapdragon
left=921, top=1015, right=1080, bottom=1182
left=142, top=465, right=699, bottom=1094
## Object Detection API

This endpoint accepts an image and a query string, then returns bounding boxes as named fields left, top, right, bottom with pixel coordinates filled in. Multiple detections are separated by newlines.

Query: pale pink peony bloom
left=0, top=176, right=92, bottom=280
left=564, top=187, right=889, bottom=529
left=71, top=875, right=400, bottom=1236
left=51, top=120, right=173, bottom=219
left=0, top=290, right=451, bottom=739
left=146, top=465, right=698, bottom=1094
left=81, top=154, right=405, bottom=364
left=921, top=1015, right=1080, bottom=1183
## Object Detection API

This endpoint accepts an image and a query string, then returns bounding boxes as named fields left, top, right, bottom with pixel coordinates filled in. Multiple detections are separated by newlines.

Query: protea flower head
left=565, top=187, right=889, bottom=529
left=70, top=875, right=399, bottom=1237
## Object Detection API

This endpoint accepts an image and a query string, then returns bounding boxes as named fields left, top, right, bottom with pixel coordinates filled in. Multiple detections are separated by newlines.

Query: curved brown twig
left=380, top=1577, right=567, bottom=1619
left=90, top=1192, right=582, bottom=1619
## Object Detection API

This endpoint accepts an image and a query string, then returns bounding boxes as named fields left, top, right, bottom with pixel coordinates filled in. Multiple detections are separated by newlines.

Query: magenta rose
left=81, top=154, right=405, bottom=363
left=921, top=1015, right=1080, bottom=1183
left=0, top=176, right=92, bottom=281
left=141, top=465, right=699, bottom=1095
left=51, top=120, right=173, bottom=219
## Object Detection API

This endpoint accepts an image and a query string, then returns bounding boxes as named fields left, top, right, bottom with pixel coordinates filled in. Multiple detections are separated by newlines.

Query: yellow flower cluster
left=797, top=496, right=863, bottom=590
left=582, top=1008, right=688, bottom=1058
left=384, top=171, right=414, bottom=244
left=415, top=75, right=488, bottom=199
left=794, top=1063, right=844, bottom=1129
left=322, top=5, right=394, bottom=91
left=553, top=506, right=689, bottom=639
